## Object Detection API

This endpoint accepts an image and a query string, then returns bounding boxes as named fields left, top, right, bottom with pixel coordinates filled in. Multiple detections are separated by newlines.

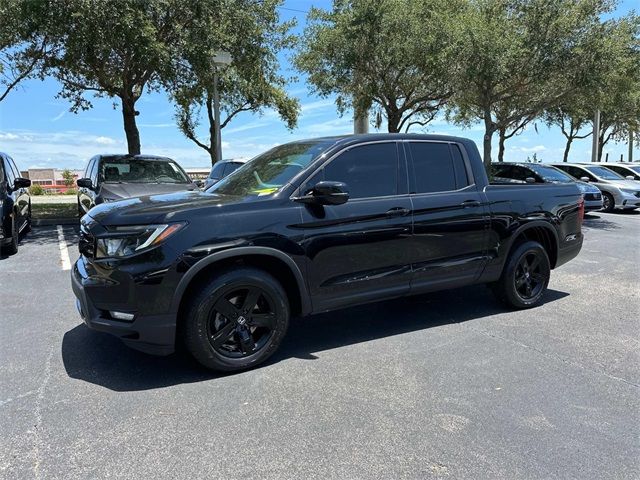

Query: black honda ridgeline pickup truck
left=72, top=134, right=584, bottom=371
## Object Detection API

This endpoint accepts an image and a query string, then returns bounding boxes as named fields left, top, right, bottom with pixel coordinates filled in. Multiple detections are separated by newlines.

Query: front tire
left=182, top=267, right=290, bottom=372
left=492, top=241, right=550, bottom=309
left=4, top=216, right=18, bottom=255
left=602, top=192, right=615, bottom=213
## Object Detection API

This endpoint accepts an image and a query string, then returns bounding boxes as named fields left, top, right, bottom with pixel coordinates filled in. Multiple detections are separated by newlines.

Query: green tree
left=0, top=0, right=53, bottom=102
left=295, top=0, right=454, bottom=133
left=37, top=0, right=198, bottom=155
left=446, top=0, right=612, bottom=170
left=170, top=0, right=299, bottom=165
left=544, top=14, right=640, bottom=162
left=62, top=168, right=74, bottom=188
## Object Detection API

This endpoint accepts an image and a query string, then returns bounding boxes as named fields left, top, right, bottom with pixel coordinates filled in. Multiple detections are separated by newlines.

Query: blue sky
left=0, top=0, right=638, bottom=172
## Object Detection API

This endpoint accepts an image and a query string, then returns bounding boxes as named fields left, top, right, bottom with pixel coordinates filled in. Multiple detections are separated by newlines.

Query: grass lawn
left=32, top=203, right=78, bottom=220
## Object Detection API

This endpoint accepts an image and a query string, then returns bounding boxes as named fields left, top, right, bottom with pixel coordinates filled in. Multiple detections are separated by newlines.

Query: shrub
left=64, top=188, right=77, bottom=195
left=29, top=184, right=45, bottom=195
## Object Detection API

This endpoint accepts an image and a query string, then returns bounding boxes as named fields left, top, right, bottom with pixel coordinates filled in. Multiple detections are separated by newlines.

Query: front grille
left=79, top=224, right=95, bottom=258
left=584, top=192, right=601, bottom=201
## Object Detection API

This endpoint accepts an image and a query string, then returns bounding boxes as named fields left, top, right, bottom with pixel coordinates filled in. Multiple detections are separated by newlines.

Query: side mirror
left=14, top=177, right=31, bottom=189
left=625, top=175, right=635, bottom=180
left=294, top=181, right=349, bottom=206
left=525, top=177, right=536, bottom=184
left=580, top=176, right=590, bottom=182
left=77, top=178, right=93, bottom=189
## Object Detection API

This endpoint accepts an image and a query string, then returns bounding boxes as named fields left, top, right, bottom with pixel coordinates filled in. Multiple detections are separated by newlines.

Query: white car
left=552, top=163, right=640, bottom=212
left=591, top=163, right=640, bottom=182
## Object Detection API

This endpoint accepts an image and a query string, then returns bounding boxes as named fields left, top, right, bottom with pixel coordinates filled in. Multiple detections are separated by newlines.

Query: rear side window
left=223, top=162, right=242, bottom=176
left=409, top=142, right=467, bottom=193
left=209, top=162, right=226, bottom=180
left=322, top=143, right=398, bottom=199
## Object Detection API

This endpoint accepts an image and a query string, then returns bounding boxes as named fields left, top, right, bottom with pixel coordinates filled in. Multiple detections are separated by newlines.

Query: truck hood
left=100, top=182, right=198, bottom=200
left=87, top=190, right=249, bottom=226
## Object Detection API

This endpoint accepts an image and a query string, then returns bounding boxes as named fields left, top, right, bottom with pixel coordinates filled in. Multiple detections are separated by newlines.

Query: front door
left=298, top=142, right=413, bottom=312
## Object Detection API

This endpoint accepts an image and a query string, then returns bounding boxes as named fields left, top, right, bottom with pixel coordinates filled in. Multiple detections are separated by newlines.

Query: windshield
left=208, top=140, right=335, bottom=196
left=100, top=156, right=190, bottom=184
left=584, top=166, right=625, bottom=180
left=528, top=164, right=574, bottom=183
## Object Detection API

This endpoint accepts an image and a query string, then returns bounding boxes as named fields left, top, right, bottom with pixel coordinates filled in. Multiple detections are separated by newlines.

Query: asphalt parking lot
left=1, top=212, right=639, bottom=479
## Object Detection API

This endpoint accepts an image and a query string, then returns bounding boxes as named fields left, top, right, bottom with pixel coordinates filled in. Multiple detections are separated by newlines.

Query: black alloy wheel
left=206, top=286, right=277, bottom=358
left=183, top=267, right=290, bottom=372
left=492, top=240, right=550, bottom=309
left=513, top=251, right=546, bottom=301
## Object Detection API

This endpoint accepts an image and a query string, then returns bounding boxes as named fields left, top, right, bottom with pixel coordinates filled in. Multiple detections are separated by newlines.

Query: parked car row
left=492, top=161, right=640, bottom=213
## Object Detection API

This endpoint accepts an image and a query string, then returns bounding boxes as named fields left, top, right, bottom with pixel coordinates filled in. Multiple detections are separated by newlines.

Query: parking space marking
left=56, top=225, right=71, bottom=271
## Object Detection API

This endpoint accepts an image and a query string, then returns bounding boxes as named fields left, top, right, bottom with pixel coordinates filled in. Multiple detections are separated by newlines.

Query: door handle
left=461, top=200, right=481, bottom=208
left=385, top=207, right=411, bottom=217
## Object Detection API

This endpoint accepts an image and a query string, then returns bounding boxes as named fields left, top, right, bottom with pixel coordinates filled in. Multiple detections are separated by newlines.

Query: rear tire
left=182, top=267, right=290, bottom=372
left=492, top=241, right=550, bottom=309
left=602, top=192, right=615, bottom=213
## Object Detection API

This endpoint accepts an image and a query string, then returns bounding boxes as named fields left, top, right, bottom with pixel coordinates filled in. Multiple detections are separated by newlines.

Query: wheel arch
left=171, top=247, right=311, bottom=326
left=505, top=222, right=559, bottom=269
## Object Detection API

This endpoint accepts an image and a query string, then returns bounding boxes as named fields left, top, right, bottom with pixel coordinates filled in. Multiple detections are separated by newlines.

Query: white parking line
left=56, top=225, right=71, bottom=271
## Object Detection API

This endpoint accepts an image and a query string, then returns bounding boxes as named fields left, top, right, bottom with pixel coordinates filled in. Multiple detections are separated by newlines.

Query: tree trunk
left=497, top=127, right=506, bottom=162
left=562, top=137, right=573, bottom=162
left=483, top=108, right=494, bottom=171
left=387, top=112, right=401, bottom=133
left=121, top=95, right=141, bottom=155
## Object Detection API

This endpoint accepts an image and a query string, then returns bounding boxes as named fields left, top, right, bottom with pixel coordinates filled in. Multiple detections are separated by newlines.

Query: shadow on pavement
left=582, top=214, right=621, bottom=231
left=62, top=285, right=568, bottom=392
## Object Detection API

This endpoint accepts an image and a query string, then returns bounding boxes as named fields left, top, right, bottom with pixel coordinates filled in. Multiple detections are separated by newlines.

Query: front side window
left=0, top=157, right=5, bottom=182
left=321, top=143, right=398, bottom=199
left=584, top=166, right=623, bottom=180
left=409, top=142, right=467, bottom=193
left=3, top=159, right=15, bottom=185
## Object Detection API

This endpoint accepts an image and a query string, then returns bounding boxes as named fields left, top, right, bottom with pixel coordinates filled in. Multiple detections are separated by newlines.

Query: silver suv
left=552, top=163, right=640, bottom=212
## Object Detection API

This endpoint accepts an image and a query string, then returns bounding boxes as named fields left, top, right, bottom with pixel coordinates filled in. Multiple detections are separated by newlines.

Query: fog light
left=109, top=311, right=135, bottom=321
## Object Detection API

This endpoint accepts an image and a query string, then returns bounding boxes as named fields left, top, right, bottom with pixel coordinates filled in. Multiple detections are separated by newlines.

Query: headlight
left=95, top=223, right=185, bottom=258
left=620, top=188, right=639, bottom=195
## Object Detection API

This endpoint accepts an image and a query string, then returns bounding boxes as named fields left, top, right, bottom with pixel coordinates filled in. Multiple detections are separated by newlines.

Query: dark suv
left=1, top=152, right=31, bottom=254
left=72, top=134, right=583, bottom=372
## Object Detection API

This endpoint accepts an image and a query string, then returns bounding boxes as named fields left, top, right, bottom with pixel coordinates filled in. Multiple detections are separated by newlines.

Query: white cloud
left=510, top=145, right=546, bottom=153
left=94, top=136, right=117, bottom=145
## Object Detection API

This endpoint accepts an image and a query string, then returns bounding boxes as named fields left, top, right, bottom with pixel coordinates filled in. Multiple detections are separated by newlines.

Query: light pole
left=212, top=51, right=232, bottom=163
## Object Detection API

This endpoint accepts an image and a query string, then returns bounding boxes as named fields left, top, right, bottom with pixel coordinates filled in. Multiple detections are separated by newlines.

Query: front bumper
left=71, top=260, right=177, bottom=356
left=614, top=192, right=640, bottom=209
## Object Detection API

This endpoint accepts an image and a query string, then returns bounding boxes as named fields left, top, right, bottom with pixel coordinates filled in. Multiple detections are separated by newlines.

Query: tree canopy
left=446, top=0, right=614, bottom=168
left=295, top=0, right=455, bottom=133
left=169, top=0, right=299, bottom=164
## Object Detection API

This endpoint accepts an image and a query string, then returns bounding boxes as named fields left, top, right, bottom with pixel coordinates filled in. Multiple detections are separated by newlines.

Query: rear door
left=405, top=141, right=489, bottom=292
left=298, top=141, right=413, bottom=311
